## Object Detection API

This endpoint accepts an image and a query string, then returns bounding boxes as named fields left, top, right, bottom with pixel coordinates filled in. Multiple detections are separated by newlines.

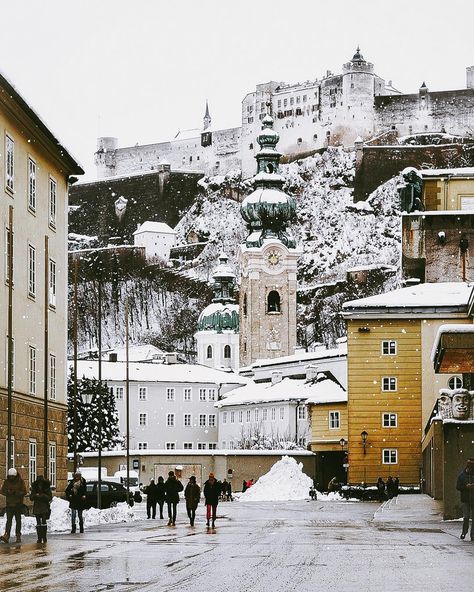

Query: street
left=0, top=495, right=473, bottom=592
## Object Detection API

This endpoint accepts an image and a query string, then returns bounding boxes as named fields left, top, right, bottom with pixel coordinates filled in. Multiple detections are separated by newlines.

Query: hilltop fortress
left=95, top=49, right=474, bottom=180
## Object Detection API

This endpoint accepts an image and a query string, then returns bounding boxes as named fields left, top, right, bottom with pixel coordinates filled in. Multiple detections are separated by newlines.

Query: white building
left=133, top=220, right=176, bottom=261
left=74, top=360, right=247, bottom=451
left=216, top=369, right=346, bottom=450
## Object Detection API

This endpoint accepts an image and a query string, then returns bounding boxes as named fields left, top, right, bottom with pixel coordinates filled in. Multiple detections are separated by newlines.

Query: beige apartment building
left=0, top=72, right=83, bottom=493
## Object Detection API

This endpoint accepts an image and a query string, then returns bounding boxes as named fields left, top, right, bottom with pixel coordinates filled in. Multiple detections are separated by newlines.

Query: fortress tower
left=239, top=114, right=301, bottom=367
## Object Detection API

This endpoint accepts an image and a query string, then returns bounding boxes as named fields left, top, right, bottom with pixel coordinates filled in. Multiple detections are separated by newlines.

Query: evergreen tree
left=67, top=371, right=122, bottom=453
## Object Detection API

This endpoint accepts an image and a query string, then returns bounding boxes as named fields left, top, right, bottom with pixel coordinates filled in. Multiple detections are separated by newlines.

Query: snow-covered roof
left=420, top=167, right=474, bottom=178
left=79, top=449, right=314, bottom=457
left=343, top=282, right=473, bottom=316
left=173, top=128, right=201, bottom=141
left=102, top=344, right=165, bottom=362
left=431, top=323, right=474, bottom=361
left=251, top=344, right=347, bottom=369
left=133, top=221, right=176, bottom=235
left=216, top=375, right=345, bottom=408
left=72, top=360, right=248, bottom=386
left=346, top=264, right=396, bottom=273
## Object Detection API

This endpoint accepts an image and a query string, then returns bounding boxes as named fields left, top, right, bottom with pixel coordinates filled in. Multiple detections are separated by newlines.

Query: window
left=49, top=354, right=56, bottom=400
left=197, top=443, right=207, bottom=450
left=184, top=413, right=192, bottom=427
left=139, top=413, right=147, bottom=426
left=199, top=388, right=207, bottom=401
left=49, top=177, right=57, bottom=227
left=183, top=442, right=193, bottom=450
left=255, top=409, right=259, bottom=422
left=166, top=442, right=176, bottom=450
left=329, top=411, right=340, bottom=429
left=139, top=386, right=147, bottom=401
left=303, top=94, right=307, bottom=102
left=448, top=376, right=463, bottom=390
left=5, top=134, right=14, bottom=192
left=279, top=407, right=285, bottom=420
left=230, top=411, right=235, bottom=424
left=221, top=441, right=227, bottom=449
left=199, top=414, right=206, bottom=427
left=115, top=386, right=124, bottom=400
left=242, top=293, right=247, bottom=316
left=5, top=227, right=13, bottom=284
left=382, top=449, right=398, bottom=464
left=224, top=345, right=231, bottom=359
left=29, top=440, right=37, bottom=484
left=382, top=413, right=397, bottom=428
left=28, top=244, right=36, bottom=297
left=49, top=443, right=56, bottom=487
left=206, top=345, right=213, bottom=359
left=222, top=412, right=227, bottom=424
left=298, top=406, right=307, bottom=420
left=246, top=409, right=251, bottom=422
left=296, top=95, right=301, bottom=104
left=28, top=158, right=36, bottom=212
left=381, top=340, right=397, bottom=355
left=138, top=442, right=148, bottom=450
left=271, top=407, right=276, bottom=421
left=184, top=388, right=192, bottom=401
left=167, top=413, right=175, bottom=427
left=267, top=291, right=281, bottom=313
left=229, top=441, right=235, bottom=450
left=208, top=388, right=216, bottom=401
left=28, top=345, right=36, bottom=395
left=49, top=259, right=56, bottom=308
left=166, top=388, right=175, bottom=401
left=238, top=410, right=243, bottom=423
left=262, top=408, right=268, bottom=421
left=284, top=98, right=288, bottom=107
left=382, top=377, right=397, bottom=392
left=208, top=443, right=217, bottom=450
left=208, top=414, right=216, bottom=427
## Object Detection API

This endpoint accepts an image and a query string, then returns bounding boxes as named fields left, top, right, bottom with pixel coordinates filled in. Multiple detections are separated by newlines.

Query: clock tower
left=239, top=114, right=300, bottom=367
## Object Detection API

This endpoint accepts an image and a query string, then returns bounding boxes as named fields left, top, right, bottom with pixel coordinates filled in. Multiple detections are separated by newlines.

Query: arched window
left=242, top=293, right=247, bottom=316
left=267, top=290, right=281, bottom=313
left=266, top=163, right=274, bottom=173
left=448, top=376, right=462, bottom=390
left=224, top=345, right=231, bottom=359
left=206, top=345, right=213, bottom=359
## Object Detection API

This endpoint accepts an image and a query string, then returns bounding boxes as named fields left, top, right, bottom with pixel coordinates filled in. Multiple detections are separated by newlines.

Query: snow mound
left=239, top=456, right=313, bottom=501
left=0, top=497, right=138, bottom=535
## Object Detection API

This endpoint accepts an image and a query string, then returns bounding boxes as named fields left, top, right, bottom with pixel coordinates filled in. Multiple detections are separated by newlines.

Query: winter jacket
left=156, top=481, right=166, bottom=501
left=456, top=469, right=474, bottom=504
left=204, top=479, right=221, bottom=505
left=144, top=482, right=160, bottom=503
left=184, top=483, right=201, bottom=510
left=30, top=478, right=53, bottom=516
left=1, top=474, right=27, bottom=507
left=164, top=477, right=184, bottom=503
left=65, top=478, right=87, bottom=510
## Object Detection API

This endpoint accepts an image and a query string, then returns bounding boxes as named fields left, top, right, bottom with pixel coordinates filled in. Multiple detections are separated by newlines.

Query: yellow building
left=421, top=168, right=474, bottom=211
left=342, top=282, right=473, bottom=486
left=0, top=72, right=83, bottom=492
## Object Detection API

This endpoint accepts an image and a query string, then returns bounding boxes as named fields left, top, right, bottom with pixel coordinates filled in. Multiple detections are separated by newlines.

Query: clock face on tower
left=266, top=248, right=283, bottom=269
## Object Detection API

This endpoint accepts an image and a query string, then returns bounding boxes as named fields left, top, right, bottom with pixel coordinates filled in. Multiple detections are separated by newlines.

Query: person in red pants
left=203, top=473, right=221, bottom=528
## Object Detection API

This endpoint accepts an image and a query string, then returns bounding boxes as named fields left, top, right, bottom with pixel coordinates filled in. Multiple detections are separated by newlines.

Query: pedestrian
left=156, top=476, right=166, bottom=519
left=0, top=468, right=27, bottom=544
left=164, top=471, right=183, bottom=526
left=30, top=475, right=53, bottom=543
left=242, top=480, right=248, bottom=493
left=221, top=478, right=231, bottom=501
left=65, top=472, right=87, bottom=533
left=144, top=478, right=159, bottom=519
left=456, top=457, right=474, bottom=541
left=386, top=476, right=396, bottom=499
left=246, top=478, right=254, bottom=489
left=394, top=476, right=400, bottom=497
left=203, top=472, right=221, bottom=528
left=376, top=477, right=386, bottom=502
left=328, top=477, right=340, bottom=492
left=184, top=476, right=201, bottom=526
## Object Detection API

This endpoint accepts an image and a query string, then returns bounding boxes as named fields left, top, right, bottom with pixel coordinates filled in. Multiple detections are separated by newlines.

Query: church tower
left=195, top=253, right=239, bottom=370
left=239, top=114, right=300, bottom=367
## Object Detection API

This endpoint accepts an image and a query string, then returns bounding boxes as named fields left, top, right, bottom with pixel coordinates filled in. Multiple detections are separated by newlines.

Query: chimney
left=306, top=365, right=318, bottom=381
left=271, top=371, right=283, bottom=385
left=163, top=352, right=178, bottom=365
left=108, top=352, right=118, bottom=362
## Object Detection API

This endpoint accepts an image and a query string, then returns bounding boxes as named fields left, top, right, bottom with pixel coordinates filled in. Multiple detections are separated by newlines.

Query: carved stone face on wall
left=452, top=391, right=472, bottom=420
left=438, top=388, right=473, bottom=421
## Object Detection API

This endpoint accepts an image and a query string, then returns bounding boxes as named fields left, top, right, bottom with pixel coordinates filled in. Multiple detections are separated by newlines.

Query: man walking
left=456, top=457, right=474, bottom=541
left=204, top=472, right=221, bottom=528
left=164, top=471, right=183, bottom=526
left=65, top=472, right=87, bottom=533
left=0, top=468, right=27, bottom=543
left=144, top=479, right=159, bottom=519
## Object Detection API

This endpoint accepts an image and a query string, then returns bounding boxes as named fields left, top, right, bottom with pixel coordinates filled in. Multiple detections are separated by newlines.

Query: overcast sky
left=1, top=0, right=473, bottom=179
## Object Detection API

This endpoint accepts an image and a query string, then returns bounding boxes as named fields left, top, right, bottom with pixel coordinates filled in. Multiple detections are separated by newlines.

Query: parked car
left=82, top=480, right=135, bottom=509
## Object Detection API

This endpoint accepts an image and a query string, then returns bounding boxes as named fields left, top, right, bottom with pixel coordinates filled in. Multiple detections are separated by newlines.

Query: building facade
left=0, top=72, right=83, bottom=492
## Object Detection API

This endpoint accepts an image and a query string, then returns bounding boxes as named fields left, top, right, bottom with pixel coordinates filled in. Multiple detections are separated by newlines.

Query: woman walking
left=164, top=471, right=183, bottom=526
left=156, top=476, right=166, bottom=519
left=184, top=476, right=201, bottom=527
left=30, top=475, right=53, bottom=543
left=0, top=468, right=27, bottom=544
left=203, top=473, right=221, bottom=529
left=65, top=472, right=87, bottom=533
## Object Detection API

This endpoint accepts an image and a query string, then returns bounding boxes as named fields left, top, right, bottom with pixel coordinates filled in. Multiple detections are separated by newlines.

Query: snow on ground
left=0, top=497, right=138, bottom=535
left=238, top=456, right=313, bottom=501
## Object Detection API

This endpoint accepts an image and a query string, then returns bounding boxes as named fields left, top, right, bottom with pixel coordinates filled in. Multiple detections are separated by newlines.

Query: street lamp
left=361, top=430, right=368, bottom=455
left=339, top=437, right=347, bottom=450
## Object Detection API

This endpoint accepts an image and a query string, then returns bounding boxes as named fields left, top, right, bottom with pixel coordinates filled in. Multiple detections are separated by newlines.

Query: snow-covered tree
left=67, top=372, right=122, bottom=452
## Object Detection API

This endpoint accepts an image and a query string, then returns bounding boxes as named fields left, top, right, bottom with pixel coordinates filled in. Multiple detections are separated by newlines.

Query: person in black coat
left=144, top=479, right=160, bottom=519
left=164, top=471, right=183, bottom=526
left=65, top=473, right=87, bottom=533
left=203, top=473, right=221, bottom=528
left=456, top=457, right=474, bottom=541
left=30, top=475, right=52, bottom=543
left=184, top=476, right=201, bottom=526
left=386, top=476, right=396, bottom=499
left=376, top=477, right=386, bottom=502
left=156, top=476, right=166, bottom=519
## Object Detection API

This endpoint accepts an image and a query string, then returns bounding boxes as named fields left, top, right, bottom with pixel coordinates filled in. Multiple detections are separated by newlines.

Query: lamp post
left=361, top=430, right=368, bottom=455
left=339, top=437, right=347, bottom=450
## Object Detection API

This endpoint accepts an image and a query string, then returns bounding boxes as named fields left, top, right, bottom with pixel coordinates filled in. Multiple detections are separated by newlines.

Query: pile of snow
left=239, top=456, right=313, bottom=501
left=0, top=497, right=138, bottom=535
